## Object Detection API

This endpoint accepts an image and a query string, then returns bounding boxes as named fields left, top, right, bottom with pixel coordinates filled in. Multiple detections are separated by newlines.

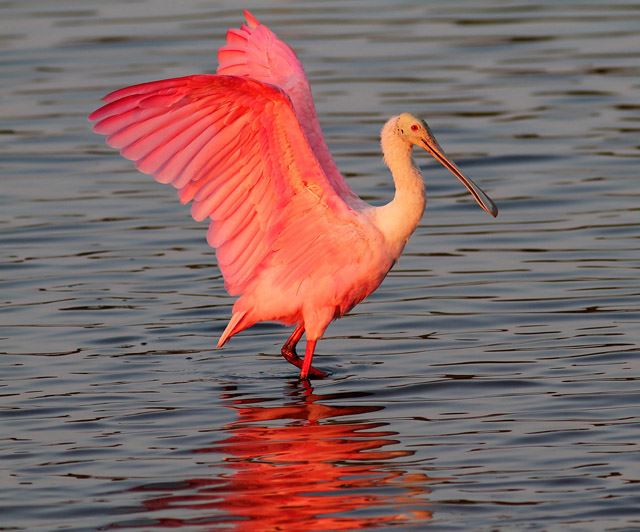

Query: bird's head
left=394, top=112, right=498, bottom=218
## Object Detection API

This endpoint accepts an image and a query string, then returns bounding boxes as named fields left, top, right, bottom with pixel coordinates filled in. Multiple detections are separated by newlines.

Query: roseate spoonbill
left=89, top=10, right=498, bottom=380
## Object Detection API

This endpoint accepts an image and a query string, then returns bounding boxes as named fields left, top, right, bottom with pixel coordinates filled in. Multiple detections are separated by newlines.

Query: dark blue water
left=2, top=1, right=639, bottom=530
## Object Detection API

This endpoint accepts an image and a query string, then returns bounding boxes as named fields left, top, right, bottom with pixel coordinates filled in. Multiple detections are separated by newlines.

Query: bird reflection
left=120, top=383, right=434, bottom=530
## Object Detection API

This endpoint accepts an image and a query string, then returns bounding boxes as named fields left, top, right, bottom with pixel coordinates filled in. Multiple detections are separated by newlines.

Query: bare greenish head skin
left=395, top=112, right=498, bottom=218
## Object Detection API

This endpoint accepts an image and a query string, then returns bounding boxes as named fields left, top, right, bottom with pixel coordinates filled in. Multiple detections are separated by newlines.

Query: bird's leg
left=300, top=338, right=327, bottom=380
left=281, top=324, right=304, bottom=363
left=281, top=326, right=327, bottom=379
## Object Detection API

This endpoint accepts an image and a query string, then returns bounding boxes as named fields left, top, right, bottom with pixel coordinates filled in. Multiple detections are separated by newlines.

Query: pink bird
left=89, top=10, right=498, bottom=379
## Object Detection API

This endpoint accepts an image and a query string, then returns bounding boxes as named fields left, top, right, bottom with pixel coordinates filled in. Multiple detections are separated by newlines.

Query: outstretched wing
left=217, top=10, right=362, bottom=206
left=88, top=75, right=362, bottom=296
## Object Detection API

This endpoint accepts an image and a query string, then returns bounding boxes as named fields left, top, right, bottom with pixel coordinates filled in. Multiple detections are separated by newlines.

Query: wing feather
left=89, top=75, right=364, bottom=296
left=177, top=125, right=244, bottom=196
left=216, top=11, right=363, bottom=207
left=112, top=104, right=215, bottom=156
left=216, top=207, right=258, bottom=266
left=125, top=112, right=205, bottom=170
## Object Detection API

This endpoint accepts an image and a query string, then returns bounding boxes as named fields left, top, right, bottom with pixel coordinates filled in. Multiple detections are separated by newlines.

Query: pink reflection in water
left=121, top=384, right=437, bottom=529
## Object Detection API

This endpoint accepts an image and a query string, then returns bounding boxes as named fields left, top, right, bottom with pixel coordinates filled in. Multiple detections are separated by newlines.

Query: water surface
left=1, top=1, right=639, bottom=530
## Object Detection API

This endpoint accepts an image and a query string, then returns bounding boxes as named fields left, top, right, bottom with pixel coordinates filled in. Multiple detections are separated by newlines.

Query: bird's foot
left=298, top=366, right=328, bottom=380
left=281, top=346, right=327, bottom=379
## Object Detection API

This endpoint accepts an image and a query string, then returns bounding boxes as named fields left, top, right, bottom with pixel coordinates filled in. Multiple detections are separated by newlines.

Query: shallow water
left=1, top=0, right=639, bottom=530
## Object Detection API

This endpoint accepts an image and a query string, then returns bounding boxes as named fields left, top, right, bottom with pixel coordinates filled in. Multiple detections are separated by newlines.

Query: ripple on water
left=1, top=0, right=639, bottom=530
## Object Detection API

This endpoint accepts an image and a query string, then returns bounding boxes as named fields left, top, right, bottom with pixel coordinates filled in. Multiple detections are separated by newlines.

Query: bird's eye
left=411, top=124, right=419, bottom=132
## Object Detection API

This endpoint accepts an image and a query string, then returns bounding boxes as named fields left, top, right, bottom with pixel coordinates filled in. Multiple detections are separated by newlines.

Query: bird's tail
left=217, top=310, right=249, bottom=347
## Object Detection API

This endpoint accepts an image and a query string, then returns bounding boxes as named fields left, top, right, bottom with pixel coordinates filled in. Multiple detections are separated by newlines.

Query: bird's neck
left=372, top=121, right=426, bottom=258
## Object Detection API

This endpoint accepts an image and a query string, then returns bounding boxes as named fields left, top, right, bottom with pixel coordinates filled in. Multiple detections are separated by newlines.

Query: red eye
left=410, top=124, right=419, bottom=132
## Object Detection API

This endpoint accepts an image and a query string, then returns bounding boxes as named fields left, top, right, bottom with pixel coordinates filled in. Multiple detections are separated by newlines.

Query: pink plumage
left=89, top=10, right=498, bottom=379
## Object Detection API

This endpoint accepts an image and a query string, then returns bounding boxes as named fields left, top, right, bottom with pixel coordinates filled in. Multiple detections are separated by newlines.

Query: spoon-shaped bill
left=420, top=136, right=498, bottom=218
